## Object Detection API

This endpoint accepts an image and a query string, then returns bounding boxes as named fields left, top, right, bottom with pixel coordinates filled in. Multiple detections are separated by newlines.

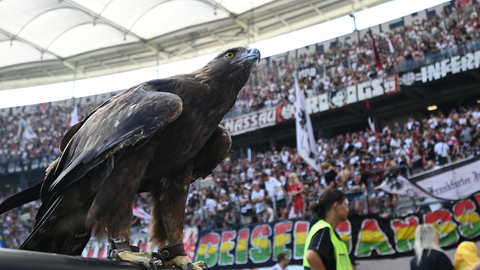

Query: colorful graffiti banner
left=81, top=226, right=198, bottom=260
left=195, top=193, right=480, bottom=270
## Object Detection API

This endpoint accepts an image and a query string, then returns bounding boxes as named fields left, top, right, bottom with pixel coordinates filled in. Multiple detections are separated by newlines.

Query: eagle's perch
left=0, top=47, right=260, bottom=269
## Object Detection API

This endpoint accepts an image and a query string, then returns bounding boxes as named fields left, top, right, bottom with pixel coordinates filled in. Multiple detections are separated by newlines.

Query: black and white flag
left=295, top=76, right=321, bottom=173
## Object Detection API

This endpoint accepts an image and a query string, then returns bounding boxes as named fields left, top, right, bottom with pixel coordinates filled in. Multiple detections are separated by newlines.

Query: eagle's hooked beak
left=247, top=48, right=261, bottom=63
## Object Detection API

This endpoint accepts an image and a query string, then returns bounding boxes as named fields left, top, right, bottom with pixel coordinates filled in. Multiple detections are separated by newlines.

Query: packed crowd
left=1, top=103, right=480, bottom=247
left=230, top=3, right=480, bottom=116
left=0, top=103, right=94, bottom=162
left=183, top=104, right=480, bottom=230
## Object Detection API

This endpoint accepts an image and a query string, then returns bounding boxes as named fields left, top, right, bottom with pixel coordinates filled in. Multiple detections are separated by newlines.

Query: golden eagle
left=0, top=46, right=260, bottom=269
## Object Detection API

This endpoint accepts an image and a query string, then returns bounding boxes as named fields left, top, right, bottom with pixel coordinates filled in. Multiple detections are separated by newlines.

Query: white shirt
left=251, top=189, right=266, bottom=213
left=205, top=198, right=217, bottom=215
left=272, top=263, right=285, bottom=270
left=264, top=177, right=285, bottom=200
left=434, top=142, right=449, bottom=157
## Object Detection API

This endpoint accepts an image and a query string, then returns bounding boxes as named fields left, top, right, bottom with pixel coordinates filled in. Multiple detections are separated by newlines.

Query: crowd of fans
left=1, top=106, right=480, bottom=246
left=0, top=103, right=95, bottom=162
left=182, top=104, right=480, bottom=230
left=2, top=2, right=480, bottom=248
left=230, top=3, right=480, bottom=116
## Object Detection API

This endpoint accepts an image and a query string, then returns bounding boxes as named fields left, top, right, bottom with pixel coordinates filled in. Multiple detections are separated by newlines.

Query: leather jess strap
left=158, top=243, right=187, bottom=261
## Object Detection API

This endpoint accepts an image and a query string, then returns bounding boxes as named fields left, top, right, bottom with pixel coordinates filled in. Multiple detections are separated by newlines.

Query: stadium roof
left=0, top=0, right=390, bottom=91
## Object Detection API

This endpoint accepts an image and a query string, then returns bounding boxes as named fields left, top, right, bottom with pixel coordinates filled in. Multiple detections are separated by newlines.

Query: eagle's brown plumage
left=0, top=47, right=260, bottom=265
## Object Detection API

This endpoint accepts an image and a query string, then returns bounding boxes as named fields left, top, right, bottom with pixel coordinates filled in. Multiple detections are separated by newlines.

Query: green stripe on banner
left=295, top=244, right=305, bottom=257
left=251, top=248, right=270, bottom=261
left=357, top=241, right=393, bottom=255
left=197, top=254, right=216, bottom=266
left=459, top=221, right=480, bottom=237
left=220, top=252, right=233, bottom=265
left=439, top=231, right=458, bottom=246
left=236, top=250, right=247, bottom=264
left=397, top=239, right=414, bottom=252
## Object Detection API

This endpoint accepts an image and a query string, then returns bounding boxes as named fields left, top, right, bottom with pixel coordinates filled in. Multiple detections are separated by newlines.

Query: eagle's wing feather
left=192, top=125, right=232, bottom=180
left=43, top=83, right=183, bottom=201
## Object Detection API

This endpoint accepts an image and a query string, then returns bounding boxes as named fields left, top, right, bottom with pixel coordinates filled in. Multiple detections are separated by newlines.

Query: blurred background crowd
left=231, top=3, right=480, bottom=116
left=2, top=3, right=480, bottom=249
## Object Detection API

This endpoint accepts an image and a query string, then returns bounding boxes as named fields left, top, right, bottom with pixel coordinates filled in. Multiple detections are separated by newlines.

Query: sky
left=0, top=0, right=450, bottom=109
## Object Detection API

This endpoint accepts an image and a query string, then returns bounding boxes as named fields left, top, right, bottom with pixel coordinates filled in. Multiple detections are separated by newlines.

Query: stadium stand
left=2, top=2, right=480, bottom=249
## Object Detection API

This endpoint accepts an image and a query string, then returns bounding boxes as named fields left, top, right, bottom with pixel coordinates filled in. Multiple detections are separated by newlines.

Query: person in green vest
left=303, top=188, right=353, bottom=270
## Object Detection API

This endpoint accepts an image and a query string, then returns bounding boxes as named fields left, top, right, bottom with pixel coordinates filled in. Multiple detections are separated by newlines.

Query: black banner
left=195, top=194, right=480, bottom=270
left=0, top=155, right=57, bottom=175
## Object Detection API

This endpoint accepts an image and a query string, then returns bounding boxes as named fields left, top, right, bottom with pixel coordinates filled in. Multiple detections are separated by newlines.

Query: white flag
left=20, top=118, right=37, bottom=140
left=294, top=76, right=321, bottom=173
left=68, top=104, right=79, bottom=128
left=19, top=118, right=37, bottom=151
left=387, top=38, right=395, bottom=53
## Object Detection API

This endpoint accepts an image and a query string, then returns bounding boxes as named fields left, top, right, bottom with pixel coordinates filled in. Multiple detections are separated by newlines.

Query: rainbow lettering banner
left=195, top=193, right=480, bottom=270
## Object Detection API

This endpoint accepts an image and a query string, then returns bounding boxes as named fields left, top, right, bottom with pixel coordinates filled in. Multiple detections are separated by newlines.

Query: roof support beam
left=273, top=12, right=294, bottom=31
left=305, top=0, right=331, bottom=20
left=209, top=31, right=228, bottom=46
left=0, top=27, right=84, bottom=74
left=61, top=0, right=165, bottom=59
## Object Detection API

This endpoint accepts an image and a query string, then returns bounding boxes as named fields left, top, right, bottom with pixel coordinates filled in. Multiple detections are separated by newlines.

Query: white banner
left=294, top=76, right=321, bottom=173
left=221, top=108, right=276, bottom=136
left=378, top=157, right=480, bottom=200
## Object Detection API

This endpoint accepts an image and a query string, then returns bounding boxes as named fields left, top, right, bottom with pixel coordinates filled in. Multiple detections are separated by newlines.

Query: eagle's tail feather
left=0, top=180, right=42, bottom=215
left=20, top=195, right=92, bottom=255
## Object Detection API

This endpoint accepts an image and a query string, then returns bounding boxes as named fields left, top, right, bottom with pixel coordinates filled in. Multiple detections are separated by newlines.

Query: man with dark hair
left=272, top=253, right=290, bottom=270
left=321, top=162, right=337, bottom=188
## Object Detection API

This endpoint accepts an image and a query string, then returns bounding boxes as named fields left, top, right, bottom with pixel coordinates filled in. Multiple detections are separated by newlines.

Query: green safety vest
left=303, top=220, right=353, bottom=270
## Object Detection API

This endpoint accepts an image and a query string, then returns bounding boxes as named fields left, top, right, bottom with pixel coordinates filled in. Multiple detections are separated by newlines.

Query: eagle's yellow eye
left=225, top=52, right=234, bottom=58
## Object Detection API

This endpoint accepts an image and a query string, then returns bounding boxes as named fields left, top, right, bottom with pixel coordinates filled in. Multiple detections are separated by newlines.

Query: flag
left=387, top=38, right=395, bottom=53
left=20, top=118, right=37, bottom=140
left=294, top=75, right=321, bottom=173
left=19, top=117, right=37, bottom=151
left=368, top=30, right=383, bottom=70
left=68, top=104, right=79, bottom=128
left=366, top=99, right=375, bottom=132
left=132, top=205, right=151, bottom=220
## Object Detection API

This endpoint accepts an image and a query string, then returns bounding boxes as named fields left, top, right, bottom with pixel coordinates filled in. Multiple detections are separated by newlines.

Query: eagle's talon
left=111, top=250, right=161, bottom=269
left=166, top=256, right=205, bottom=270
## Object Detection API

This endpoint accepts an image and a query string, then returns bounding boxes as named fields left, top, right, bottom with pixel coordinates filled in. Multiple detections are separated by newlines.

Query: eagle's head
left=195, top=46, right=261, bottom=92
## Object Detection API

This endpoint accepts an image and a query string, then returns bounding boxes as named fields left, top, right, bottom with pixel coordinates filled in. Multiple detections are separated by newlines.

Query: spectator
left=434, top=137, right=450, bottom=165
left=263, top=172, right=287, bottom=220
left=287, top=172, right=304, bottom=218
left=251, top=182, right=266, bottom=223
left=272, top=253, right=290, bottom=270
left=321, top=162, right=337, bottom=188
left=238, top=188, right=254, bottom=225
left=410, top=224, right=454, bottom=270
left=454, top=241, right=480, bottom=270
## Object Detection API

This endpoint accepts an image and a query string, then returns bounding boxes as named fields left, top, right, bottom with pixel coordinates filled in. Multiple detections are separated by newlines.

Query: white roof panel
left=0, top=0, right=392, bottom=90
left=131, top=1, right=229, bottom=38
left=49, top=23, right=137, bottom=57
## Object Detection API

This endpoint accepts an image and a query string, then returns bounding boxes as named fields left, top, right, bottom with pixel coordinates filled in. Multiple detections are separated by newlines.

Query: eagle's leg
left=149, top=167, right=206, bottom=270
left=87, top=148, right=160, bottom=268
